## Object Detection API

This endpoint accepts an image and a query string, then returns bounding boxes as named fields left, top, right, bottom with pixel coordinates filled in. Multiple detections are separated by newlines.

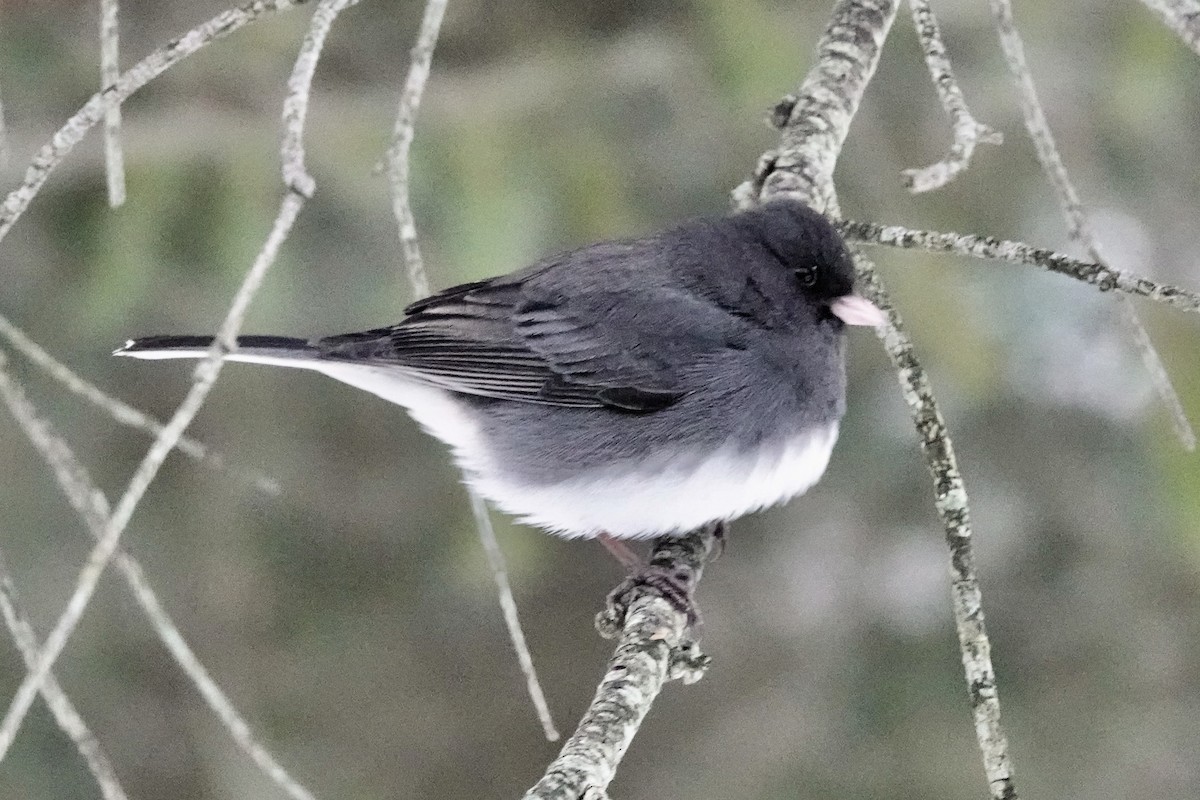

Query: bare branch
left=988, top=0, right=1195, bottom=451
left=0, top=79, right=9, bottom=171
left=0, top=190, right=302, bottom=765
left=0, top=0, right=355, bottom=762
left=0, top=311, right=280, bottom=496
left=382, top=0, right=558, bottom=741
left=838, top=219, right=1200, bottom=313
left=469, top=493, right=560, bottom=741
left=523, top=531, right=713, bottom=799
left=901, top=0, right=1001, bottom=192
left=0, top=546, right=128, bottom=800
left=0, top=0, right=308, bottom=248
left=1140, top=0, right=1200, bottom=56
left=0, top=349, right=315, bottom=800
left=744, top=3, right=1019, bottom=799
left=385, top=0, right=448, bottom=299
left=734, top=0, right=898, bottom=210
left=842, top=235, right=1021, bottom=800
left=100, top=0, right=126, bottom=207
left=0, top=368, right=129, bottom=800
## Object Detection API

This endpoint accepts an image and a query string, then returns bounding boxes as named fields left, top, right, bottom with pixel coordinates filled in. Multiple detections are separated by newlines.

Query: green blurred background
left=2, top=0, right=1199, bottom=798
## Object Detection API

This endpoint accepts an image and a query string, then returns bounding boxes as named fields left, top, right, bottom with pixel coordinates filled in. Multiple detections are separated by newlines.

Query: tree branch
left=385, top=0, right=447, bottom=300
left=381, top=0, right=559, bottom=743
left=0, top=373, right=129, bottom=799
left=0, top=0, right=308, bottom=247
left=901, top=0, right=1001, bottom=192
left=743, top=3, right=1018, bottom=799
left=99, top=0, right=126, bottom=207
left=522, top=530, right=714, bottom=800
left=734, top=0, right=898, bottom=209
left=0, top=311, right=280, bottom=496
left=988, top=0, right=1195, bottom=451
left=0, top=348, right=316, bottom=800
left=0, top=0, right=355, bottom=767
left=838, top=219, right=1200, bottom=313
left=1139, top=0, right=1200, bottom=57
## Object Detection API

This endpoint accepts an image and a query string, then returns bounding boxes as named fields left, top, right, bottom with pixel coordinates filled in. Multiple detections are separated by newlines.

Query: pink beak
left=829, top=294, right=886, bottom=327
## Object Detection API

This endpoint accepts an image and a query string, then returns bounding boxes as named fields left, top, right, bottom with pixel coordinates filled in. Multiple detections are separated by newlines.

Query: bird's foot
left=596, top=560, right=700, bottom=638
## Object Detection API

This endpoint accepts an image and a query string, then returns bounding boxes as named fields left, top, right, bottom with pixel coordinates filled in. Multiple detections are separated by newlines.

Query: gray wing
left=316, top=243, right=747, bottom=412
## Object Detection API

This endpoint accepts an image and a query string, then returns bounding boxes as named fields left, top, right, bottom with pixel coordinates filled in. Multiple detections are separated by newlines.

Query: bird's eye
left=795, top=265, right=817, bottom=287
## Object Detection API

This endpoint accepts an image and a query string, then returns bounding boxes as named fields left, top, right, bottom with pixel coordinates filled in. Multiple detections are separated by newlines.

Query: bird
left=116, top=199, right=883, bottom=548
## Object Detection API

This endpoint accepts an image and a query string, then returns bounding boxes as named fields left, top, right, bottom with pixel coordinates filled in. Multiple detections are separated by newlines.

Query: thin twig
left=0, top=0, right=352, bottom=756
left=0, top=79, right=9, bottom=171
left=0, top=560, right=128, bottom=800
left=100, top=0, right=126, bottom=207
left=742, top=3, right=1019, bottom=799
left=523, top=531, right=714, bottom=799
left=0, top=400, right=128, bottom=800
left=0, top=311, right=280, bottom=496
left=0, top=187, right=302, bottom=764
left=842, top=226, right=1017, bottom=800
left=988, top=0, right=1195, bottom=451
left=0, top=0, right=308, bottom=248
left=902, top=0, right=1001, bottom=192
left=0, top=0, right=321, bottom=758
left=838, top=219, right=1200, bottom=313
left=0, top=349, right=315, bottom=800
left=468, top=493, right=560, bottom=741
left=382, top=0, right=558, bottom=742
left=1140, top=0, right=1200, bottom=56
left=384, top=0, right=447, bottom=299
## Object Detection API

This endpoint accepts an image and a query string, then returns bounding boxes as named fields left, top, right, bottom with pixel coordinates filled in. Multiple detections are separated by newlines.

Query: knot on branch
left=768, top=94, right=799, bottom=129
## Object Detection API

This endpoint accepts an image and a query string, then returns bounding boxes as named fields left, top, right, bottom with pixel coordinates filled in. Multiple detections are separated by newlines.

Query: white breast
left=473, top=423, right=840, bottom=539
left=310, top=361, right=838, bottom=540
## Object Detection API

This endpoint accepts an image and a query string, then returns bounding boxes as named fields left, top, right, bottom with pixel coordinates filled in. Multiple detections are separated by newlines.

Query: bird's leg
left=710, top=520, right=728, bottom=560
left=597, top=532, right=641, bottom=571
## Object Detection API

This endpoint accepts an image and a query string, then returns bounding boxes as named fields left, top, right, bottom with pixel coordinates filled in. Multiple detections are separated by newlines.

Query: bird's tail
left=114, top=335, right=319, bottom=369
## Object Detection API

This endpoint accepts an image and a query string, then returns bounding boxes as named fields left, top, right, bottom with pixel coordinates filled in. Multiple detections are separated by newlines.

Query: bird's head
left=745, top=198, right=886, bottom=328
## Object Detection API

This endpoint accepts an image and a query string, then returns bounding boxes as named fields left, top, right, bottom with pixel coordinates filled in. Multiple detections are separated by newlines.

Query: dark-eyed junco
left=117, top=199, right=882, bottom=540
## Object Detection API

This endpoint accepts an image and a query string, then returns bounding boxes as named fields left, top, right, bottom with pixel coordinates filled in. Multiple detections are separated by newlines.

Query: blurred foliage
left=0, top=0, right=1199, bottom=798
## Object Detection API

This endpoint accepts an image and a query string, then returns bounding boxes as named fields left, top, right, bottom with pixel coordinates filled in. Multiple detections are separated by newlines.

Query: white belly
left=314, top=361, right=838, bottom=539
left=473, top=423, right=840, bottom=539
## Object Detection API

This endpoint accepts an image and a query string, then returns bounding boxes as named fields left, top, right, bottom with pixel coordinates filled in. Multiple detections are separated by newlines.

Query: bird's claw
left=596, top=562, right=700, bottom=638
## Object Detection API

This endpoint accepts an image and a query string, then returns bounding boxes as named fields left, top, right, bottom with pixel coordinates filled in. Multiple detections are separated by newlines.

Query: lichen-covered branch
left=988, top=0, right=1195, bottom=451
left=522, top=530, right=714, bottom=800
left=840, top=242, right=1016, bottom=800
left=839, top=219, right=1200, bottom=314
left=902, top=0, right=1001, bottom=192
left=742, top=3, right=1018, bottom=799
left=1140, top=0, right=1200, bottom=57
left=734, top=0, right=898, bottom=210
